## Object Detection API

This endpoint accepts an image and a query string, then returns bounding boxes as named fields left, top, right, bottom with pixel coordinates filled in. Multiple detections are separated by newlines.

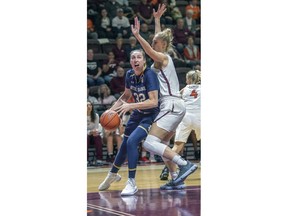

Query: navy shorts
left=124, top=111, right=158, bottom=136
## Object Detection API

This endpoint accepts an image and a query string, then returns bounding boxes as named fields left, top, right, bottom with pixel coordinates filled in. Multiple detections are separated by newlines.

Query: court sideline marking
left=87, top=203, right=135, bottom=216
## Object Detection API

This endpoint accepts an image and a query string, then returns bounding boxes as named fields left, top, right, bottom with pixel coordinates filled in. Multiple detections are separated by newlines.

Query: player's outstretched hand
left=131, top=17, right=140, bottom=37
left=153, top=4, right=166, bottom=19
left=114, top=99, right=131, bottom=117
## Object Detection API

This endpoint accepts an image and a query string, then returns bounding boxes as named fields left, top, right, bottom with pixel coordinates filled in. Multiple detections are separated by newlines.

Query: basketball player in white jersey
left=130, top=4, right=198, bottom=190
left=175, top=70, right=201, bottom=153
left=160, top=70, right=201, bottom=183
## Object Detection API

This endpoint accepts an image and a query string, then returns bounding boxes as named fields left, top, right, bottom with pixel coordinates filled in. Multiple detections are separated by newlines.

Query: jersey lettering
left=190, top=89, right=198, bottom=98
left=133, top=93, right=146, bottom=102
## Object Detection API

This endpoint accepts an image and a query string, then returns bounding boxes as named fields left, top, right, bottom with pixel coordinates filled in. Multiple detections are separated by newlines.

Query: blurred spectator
left=183, top=9, right=197, bottom=34
left=168, top=0, right=176, bottom=7
left=101, top=51, right=119, bottom=84
left=87, top=100, right=104, bottom=166
left=95, top=8, right=114, bottom=39
left=88, top=86, right=100, bottom=99
left=94, top=84, right=117, bottom=116
left=186, top=0, right=200, bottom=24
left=104, top=0, right=122, bottom=19
left=116, top=0, right=135, bottom=21
left=171, top=6, right=183, bottom=22
left=101, top=65, right=114, bottom=85
left=183, top=36, right=201, bottom=67
left=136, top=0, right=154, bottom=25
left=112, top=37, right=128, bottom=67
left=125, top=36, right=141, bottom=59
left=87, top=19, right=98, bottom=39
left=97, top=84, right=117, bottom=107
left=149, top=0, right=158, bottom=7
left=87, top=0, right=100, bottom=24
left=139, top=23, right=152, bottom=41
left=110, top=66, right=126, bottom=99
left=154, top=0, right=174, bottom=24
left=168, top=48, right=187, bottom=67
left=112, top=8, right=131, bottom=38
left=173, top=18, right=193, bottom=54
left=87, top=49, right=105, bottom=88
left=87, top=87, right=99, bottom=105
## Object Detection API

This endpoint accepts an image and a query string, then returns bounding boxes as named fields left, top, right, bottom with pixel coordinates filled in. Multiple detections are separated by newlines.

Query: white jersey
left=151, top=54, right=181, bottom=98
left=174, top=83, right=201, bottom=141
left=151, top=54, right=185, bottom=132
left=182, top=84, right=201, bottom=112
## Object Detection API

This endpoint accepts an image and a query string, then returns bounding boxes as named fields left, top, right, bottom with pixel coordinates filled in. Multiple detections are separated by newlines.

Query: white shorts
left=154, top=97, right=186, bottom=132
left=174, top=111, right=201, bottom=142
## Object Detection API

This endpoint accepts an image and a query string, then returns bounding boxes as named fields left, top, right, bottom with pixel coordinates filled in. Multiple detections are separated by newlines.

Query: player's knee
left=126, top=136, right=136, bottom=146
left=143, top=135, right=167, bottom=156
left=142, top=135, right=156, bottom=152
left=127, top=135, right=145, bottom=149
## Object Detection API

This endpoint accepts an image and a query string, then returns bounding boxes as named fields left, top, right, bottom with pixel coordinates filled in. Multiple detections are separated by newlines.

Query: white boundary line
left=87, top=203, right=135, bottom=216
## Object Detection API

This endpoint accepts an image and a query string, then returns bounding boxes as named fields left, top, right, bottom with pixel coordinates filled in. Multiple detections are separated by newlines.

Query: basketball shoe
left=160, top=180, right=186, bottom=190
left=98, top=172, right=122, bottom=191
left=159, top=166, right=169, bottom=180
left=121, top=178, right=138, bottom=196
left=173, top=161, right=198, bottom=184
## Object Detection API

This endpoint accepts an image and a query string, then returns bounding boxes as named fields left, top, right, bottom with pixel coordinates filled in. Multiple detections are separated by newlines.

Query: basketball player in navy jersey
left=98, top=49, right=160, bottom=196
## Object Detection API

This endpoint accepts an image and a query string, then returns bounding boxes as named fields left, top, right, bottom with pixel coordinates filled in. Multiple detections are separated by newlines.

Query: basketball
left=100, top=110, right=121, bottom=131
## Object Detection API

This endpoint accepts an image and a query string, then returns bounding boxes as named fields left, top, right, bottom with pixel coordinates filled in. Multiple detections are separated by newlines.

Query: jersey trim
left=160, top=69, right=172, bottom=96
left=138, top=125, right=149, bottom=135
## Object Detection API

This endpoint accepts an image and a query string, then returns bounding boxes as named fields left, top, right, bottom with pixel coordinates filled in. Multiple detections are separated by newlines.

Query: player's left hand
left=153, top=4, right=166, bottom=19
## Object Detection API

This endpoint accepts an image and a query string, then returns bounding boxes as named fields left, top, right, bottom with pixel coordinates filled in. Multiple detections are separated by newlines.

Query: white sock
left=108, top=172, right=117, bottom=176
left=170, top=172, right=178, bottom=180
left=172, top=155, right=187, bottom=166
left=141, top=151, right=146, bottom=157
left=128, top=178, right=136, bottom=185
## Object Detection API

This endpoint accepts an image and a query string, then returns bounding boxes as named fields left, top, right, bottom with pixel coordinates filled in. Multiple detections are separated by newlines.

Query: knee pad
left=143, top=135, right=167, bottom=156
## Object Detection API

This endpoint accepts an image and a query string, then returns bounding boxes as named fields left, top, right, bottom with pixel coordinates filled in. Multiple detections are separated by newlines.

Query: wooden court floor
left=87, top=162, right=201, bottom=216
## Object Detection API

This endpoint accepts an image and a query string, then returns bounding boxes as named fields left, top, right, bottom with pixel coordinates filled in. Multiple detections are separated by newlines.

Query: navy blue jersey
left=125, top=67, right=160, bottom=114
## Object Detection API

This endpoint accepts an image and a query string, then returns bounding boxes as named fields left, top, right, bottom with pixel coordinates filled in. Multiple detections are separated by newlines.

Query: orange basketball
left=100, top=110, right=121, bottom=131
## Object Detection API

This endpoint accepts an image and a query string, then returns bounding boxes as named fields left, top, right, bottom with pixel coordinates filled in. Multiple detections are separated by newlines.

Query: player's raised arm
left=131, top=17, right=166, bottom=63
left=153, top=4, right=166, bottom=34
